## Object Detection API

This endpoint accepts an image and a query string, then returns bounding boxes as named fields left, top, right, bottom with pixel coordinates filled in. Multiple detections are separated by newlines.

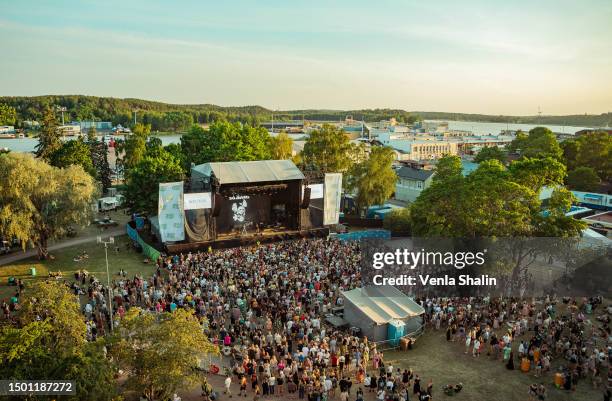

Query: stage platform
left=165, top=226, right=329, bottom=253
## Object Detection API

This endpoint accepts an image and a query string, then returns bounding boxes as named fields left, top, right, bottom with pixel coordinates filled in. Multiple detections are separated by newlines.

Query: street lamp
left=97, top=235, right=115, bottom=332
left=56, top=106, right=67, bottom=125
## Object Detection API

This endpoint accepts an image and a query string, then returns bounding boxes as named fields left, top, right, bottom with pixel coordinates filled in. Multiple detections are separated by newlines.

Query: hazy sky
left=1, top=0, right=611, bottom=114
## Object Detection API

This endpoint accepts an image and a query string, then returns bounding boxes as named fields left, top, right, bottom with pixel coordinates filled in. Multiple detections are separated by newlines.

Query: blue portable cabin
left=387, top=319, right=406, bottom=347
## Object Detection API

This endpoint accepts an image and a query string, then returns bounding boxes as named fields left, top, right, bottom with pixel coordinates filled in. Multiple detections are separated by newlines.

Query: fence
left=334, top=229, right=391, bottom=241
left=126, top=223, right=161, bottom=261
left=370, top=326, right=425, bottom=352
left=340, top=215, right=384, bottom=228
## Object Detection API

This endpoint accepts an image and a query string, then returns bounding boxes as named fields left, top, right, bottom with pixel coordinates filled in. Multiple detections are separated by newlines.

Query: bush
left=383, top=208, right=411, bottom=234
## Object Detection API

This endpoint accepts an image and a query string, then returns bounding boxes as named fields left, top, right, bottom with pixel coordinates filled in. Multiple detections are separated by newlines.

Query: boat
left=0, top=133, right=16, bottom=139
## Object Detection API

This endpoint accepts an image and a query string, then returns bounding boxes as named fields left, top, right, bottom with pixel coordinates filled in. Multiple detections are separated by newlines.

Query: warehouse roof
left=342, top=286, right=425, bottom=325
left=192, top=160, right=304, bottom=185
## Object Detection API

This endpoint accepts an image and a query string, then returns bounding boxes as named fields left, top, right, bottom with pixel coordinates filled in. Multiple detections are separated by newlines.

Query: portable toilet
left=387, top=319, right=406, bottom=347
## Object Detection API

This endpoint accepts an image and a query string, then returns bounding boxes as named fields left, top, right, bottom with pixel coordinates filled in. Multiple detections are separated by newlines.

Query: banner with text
left=184, top=192, right=212, bottom=210
left=323, top=173, right=342, bottom=225
left=158, top=182, right=185, bottom=242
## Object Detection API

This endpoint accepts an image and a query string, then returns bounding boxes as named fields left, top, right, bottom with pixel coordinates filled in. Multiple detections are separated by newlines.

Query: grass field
left=0, top=234, right=155, bottom=301
left=383, top=329, right=601, bottom=401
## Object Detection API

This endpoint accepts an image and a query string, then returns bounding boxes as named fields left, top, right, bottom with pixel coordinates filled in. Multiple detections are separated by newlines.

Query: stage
left=165, top=226, right=329, bottom=253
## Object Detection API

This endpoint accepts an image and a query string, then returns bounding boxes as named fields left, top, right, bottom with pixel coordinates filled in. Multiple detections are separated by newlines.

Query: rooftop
left=192, top=160, right=304, bottom=185
left=396, top=166, right=435, bottom=181
left=343, top=286, right=425, bottom=325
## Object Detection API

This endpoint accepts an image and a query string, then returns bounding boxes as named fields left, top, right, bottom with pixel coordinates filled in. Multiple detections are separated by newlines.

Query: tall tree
left=433, top=155, right=462, bottom=182
left=35, top=107, right=62, bottom=161
left=347, top=146, right=397, bottom=213
left=0, top=153, right=97, bottom=258
left=474, top=145, right=507, bottom=164
left=574, top=131, right=612, bottom=181
left=269, top=131, right=294, bottom=160
left=50, top=137, right=96, bottom=176
left=411, top=158, right=584, bottom=291
left=566, top=166, right=601, bottom=192
left=302, top=124, right=354, bottom=174
left=121, top=123, right=150, bottom=170
left=0, top=282, right=117, bottom=401
left=0, top=102, right=17, bottom=125
left=87, top=124, right=97, bottom=141
left=89, top=139, right=113, bottom=192
left=508, top=127, right=562, bottom=159
left=124, top=148, right=184, bottom=215
left=108, top=308, right=218, bottom=401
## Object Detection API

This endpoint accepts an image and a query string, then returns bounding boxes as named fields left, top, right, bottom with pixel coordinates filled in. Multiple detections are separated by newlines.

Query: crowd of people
left=2, top=237, right=611, bottom=401
left=425, top=295, right=611, bottom=400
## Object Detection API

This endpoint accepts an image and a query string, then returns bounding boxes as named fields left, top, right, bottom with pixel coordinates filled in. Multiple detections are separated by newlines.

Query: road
left=0, top=226, right=125, bottom=266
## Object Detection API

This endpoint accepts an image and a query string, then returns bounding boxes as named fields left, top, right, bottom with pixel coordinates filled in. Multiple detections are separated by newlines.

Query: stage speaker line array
left=301, top=187, right=311, bottom=209
left=212, top=194, right=223, bottom=217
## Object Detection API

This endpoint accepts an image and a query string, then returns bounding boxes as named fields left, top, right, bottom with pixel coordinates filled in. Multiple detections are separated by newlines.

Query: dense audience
left=2, top=237, right=610, bottom=401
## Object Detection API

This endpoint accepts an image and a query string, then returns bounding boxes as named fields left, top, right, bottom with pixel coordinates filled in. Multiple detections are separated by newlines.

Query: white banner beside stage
left=158, top=182, right=185, bottom=242
left=303, top=183, right=324, bottom=200
left=184, top=192, right=212, bottom=210
left=323, top=173, right=342, bottom=225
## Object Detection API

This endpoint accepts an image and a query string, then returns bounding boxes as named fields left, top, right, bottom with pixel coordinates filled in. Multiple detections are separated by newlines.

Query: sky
left=0, top=0, right=611, bottom=115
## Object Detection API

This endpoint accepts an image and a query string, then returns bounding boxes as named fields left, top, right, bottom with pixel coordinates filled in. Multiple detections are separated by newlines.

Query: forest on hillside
left=1, top=95, right=609, bottom=131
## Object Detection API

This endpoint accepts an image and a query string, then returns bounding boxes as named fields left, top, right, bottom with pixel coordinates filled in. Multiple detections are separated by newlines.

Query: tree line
left=0, top=96, right=421, bottom=130
left=473, top=127, right=611, bottom=192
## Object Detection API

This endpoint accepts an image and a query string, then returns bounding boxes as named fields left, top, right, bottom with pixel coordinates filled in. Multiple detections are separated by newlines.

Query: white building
left=0, top=126, right=16, bottom=135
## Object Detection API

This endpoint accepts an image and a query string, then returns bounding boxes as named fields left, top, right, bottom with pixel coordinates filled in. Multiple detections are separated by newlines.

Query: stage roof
left=192, top=160, right=304, bottom=185
left=342, top=286, right=425, bottom=325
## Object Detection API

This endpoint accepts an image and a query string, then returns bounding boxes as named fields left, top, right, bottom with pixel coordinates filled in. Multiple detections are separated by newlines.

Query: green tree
left=347, top=146, right=397, bottom=213
left=383, top=208, right=411, bottom=234
left=182, top=121, right=271, bottom=165
left=508, top=127, right=562, bottom=159
left=180, top=124, right=207, bottom=167
left=561, top=138, right=580, bottom=171
left=0, top=282, right=116, bottom=401
left=124, top=148, right=184, bottom=214
left=507, top=130, right=527, bottom=154
left=50, top=138, right=96, bottom=176
left=410, top=158, right=585, bottom=290
left=108, top=308, right=218, bottom=401
left=35, top=107, right=61, bottom=161
left=433, top=155, right=462, bottom=182
left=121, top=123, right=150, bottom=170
left=566, top=166, right=601, bottom=192
left=0, top=153, right=97, bottom=258
left=574, top=131, right=612, bottom=181
left=411, top=157, right=583, bottom=237
left=508, top=156, right=566, bottom=192
left=164, top=143, right=187, bottom=174
left=87, top=125, right=97, bottom=141
left=302, top=124, right=354, bottom=174
left=474, top=145, right=507, bottom=164
left=89, top=139, right=113, bottom=191
left=0, top=102, right=17, bottom=125
left=269, top=131, right=294, bottom=159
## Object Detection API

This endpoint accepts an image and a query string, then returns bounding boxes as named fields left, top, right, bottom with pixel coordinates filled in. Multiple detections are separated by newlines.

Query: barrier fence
left=126, top=223, right=161, bottom=261
left=334, top=229, right=391, bottom=241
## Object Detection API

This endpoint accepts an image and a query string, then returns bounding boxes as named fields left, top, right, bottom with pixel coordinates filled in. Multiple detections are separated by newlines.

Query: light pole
left=97, top=236, right=115, bottom=332
left=56, top=106, right=67, bottom=125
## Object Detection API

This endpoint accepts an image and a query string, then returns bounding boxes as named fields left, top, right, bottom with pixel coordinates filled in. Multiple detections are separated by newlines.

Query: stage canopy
left=192, top=160, right=304, bottom=185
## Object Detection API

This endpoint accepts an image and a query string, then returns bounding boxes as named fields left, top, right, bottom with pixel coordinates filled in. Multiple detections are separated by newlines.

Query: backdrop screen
left=215, top=194, right=271, bottom=233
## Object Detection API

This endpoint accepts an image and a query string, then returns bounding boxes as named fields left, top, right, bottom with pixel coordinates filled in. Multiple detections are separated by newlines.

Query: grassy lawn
left=0, top=234, right=156, bottom=301
left=383, top=329, right=600, bottom=401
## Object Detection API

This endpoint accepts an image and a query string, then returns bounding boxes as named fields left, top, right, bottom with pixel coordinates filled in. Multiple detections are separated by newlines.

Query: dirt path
left=0, top=226, right=126, bottom=266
